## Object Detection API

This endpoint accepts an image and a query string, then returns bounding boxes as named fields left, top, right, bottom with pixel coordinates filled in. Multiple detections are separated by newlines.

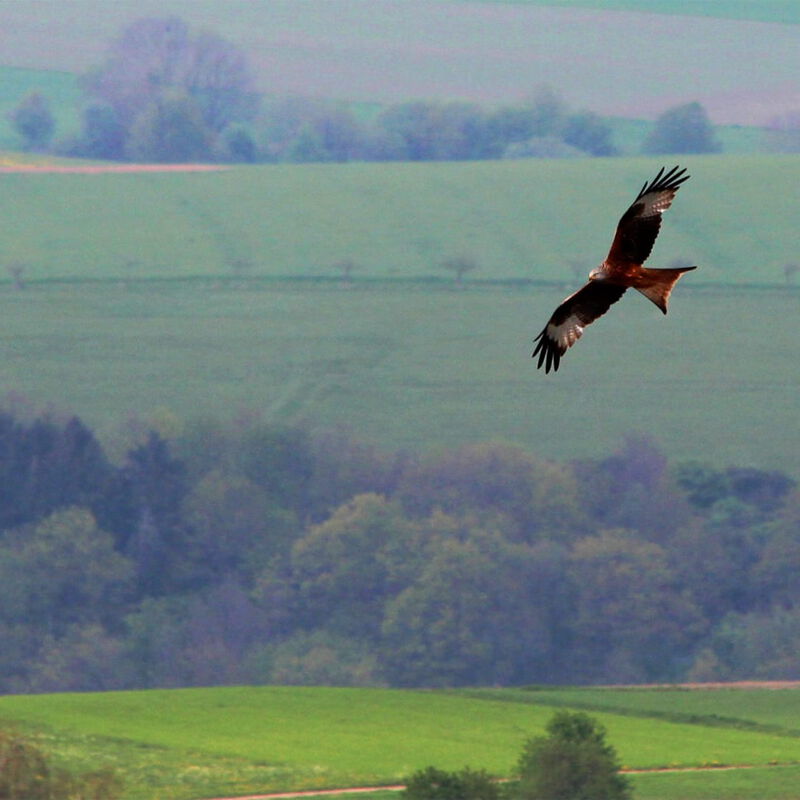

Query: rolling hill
left=0, top=155, right=797, bottom=284
left=1, top=685, right=800, bottom=800
left=0, top=155, right=797, bottom=473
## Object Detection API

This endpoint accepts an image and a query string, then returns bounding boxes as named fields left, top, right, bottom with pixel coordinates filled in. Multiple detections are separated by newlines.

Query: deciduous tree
left=182, top=469, right=294, bottom=581
left=9, top=91, right=55, bottom=150
left=381, top=529, right=569, bottom=686
left=0, top=508, right=134, bottom=636
left=562, top=110, right=617, bottom=156
left=126, top=90, right=212, bottom=162
left=440, top=254, right=478, bottom=289
left=398, top=442, right=586, bottom=541
left=516, top=711, right=631, bottom=800
left=80, top=16, right=258, bottom=159
left=642, top=101, right=720, bottom=154
left=568, top=528, right=704, bottom=682
left=256, top=629, right=383, bottom=686
left=291, top=493, right=413, bottom=637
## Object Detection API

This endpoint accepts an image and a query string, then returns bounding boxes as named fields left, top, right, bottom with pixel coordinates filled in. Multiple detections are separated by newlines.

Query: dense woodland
left=0, top=406, right=798, bottom=693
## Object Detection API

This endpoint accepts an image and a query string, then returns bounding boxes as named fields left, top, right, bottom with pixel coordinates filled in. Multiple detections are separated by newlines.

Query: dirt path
left=203, top=786, right=406, bottom=800
left=202, top=763, right=797, bottom=800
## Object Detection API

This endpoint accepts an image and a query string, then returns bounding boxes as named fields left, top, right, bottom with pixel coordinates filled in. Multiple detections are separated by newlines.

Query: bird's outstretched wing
left=606, top=165, right=689, bottom=267
left=532, top=281, right=627, bottom=373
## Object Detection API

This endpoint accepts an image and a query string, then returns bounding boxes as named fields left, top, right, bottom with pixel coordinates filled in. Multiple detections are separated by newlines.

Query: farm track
left=203, top=763, right=796, bottom=800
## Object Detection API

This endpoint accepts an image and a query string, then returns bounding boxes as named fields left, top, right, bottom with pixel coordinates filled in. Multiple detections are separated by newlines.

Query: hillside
left=2, top=686, right=800, bottom=800
left=1, top=155, right=798, bottom=284
left=0, top=156, right=796, bottom=471
left=0, top=279, right=796, bottom=473
left=507, top=0, right=800, bottom=24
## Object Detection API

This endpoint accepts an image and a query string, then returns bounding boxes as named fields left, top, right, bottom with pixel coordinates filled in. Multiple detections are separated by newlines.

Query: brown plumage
left=532, top=165, right=695, bottom=373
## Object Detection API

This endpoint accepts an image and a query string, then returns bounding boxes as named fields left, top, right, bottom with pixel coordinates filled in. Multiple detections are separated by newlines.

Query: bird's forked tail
left=634, top=266, right=696, bottom=314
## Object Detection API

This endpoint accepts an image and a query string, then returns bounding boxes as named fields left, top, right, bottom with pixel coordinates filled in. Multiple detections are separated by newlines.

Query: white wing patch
left=639, top=190, right=676, bottom=218
left=547, top=314, right=584, bottom=352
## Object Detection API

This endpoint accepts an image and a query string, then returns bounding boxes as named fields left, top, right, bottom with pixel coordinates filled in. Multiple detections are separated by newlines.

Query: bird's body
left=532, top=165, right=695, bottom=373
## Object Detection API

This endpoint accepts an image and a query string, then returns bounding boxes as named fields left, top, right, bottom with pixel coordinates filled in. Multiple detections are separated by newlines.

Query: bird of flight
left=532, top=165, right=695, bottom=373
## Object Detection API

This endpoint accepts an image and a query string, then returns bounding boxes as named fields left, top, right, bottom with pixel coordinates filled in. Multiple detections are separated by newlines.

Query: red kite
left=532, top=165, right=695, bottom=373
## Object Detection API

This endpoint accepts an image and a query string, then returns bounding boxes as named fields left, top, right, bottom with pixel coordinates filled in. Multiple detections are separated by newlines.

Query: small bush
left=404, top=765, right=500, bottom=800
left=0, top=729, right=122, bottom=800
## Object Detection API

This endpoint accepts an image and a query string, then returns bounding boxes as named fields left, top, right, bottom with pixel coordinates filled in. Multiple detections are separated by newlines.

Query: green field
left=0, top=157, right=798, bottom=472
left=0, top=277, right=797, bottom=473
left=1, top=156, right=798, bottom=283
left=2, top=686, right=800, bottom=800
left=631, top=765, right=800, bottom=800
left=459, top=686, right=800, bottom=734
left=494, top=0, right=800, bottom=24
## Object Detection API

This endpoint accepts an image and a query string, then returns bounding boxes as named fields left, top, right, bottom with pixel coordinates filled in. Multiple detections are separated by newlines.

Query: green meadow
left=0, top=278, right=797, bottom=473
left=1, top=686, right=800, bottom=800
left=520, top=687, right=800, bottom=732
left=494, top=0, right=800, bottom=24
left=458, top=686, right=800, bottom=734
left=0, top=156, right=797, bottom=471
left=631, top=765, right=800, bottom=800
left=1, top=156, right=798, bottom=283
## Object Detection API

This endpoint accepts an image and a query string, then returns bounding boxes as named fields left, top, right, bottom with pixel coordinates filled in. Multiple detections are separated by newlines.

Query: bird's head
left=588, top=266, right=608, bottom=281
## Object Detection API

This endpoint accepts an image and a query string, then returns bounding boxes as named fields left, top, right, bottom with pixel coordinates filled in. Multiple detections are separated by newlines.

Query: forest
left=0, top=406, right=797, bottom=693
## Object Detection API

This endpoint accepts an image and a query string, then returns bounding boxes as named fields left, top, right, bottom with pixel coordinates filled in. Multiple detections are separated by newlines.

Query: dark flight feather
left=532, top=282, right=627, bottom=373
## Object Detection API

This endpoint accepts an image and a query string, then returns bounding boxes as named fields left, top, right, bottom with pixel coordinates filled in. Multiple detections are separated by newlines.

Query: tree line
left=0, top=406, right=798, bottom=693
left=9, top=16, right=724, bottom=163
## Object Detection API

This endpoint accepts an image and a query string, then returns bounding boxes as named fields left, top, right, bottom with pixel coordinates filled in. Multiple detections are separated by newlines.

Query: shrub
left=515, top=711, right=631, bottom=800
left=404, top=765, right=500, bottom=800
left=0, top=729, right=122, bottom=799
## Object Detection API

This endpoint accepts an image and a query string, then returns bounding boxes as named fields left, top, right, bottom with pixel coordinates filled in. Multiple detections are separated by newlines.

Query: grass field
left=495, top=0, right=800, bottom=24
left=0, top=278, right=797, bottom=473
left=2, top=686, right=800, bottom=800
left=0, top=157, right=797, bottom=473
left=457, top=686, right=800, bottom=734
left=1, top=156, right=798, bottom=283
left=631, top=765, right=800, bottom=800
